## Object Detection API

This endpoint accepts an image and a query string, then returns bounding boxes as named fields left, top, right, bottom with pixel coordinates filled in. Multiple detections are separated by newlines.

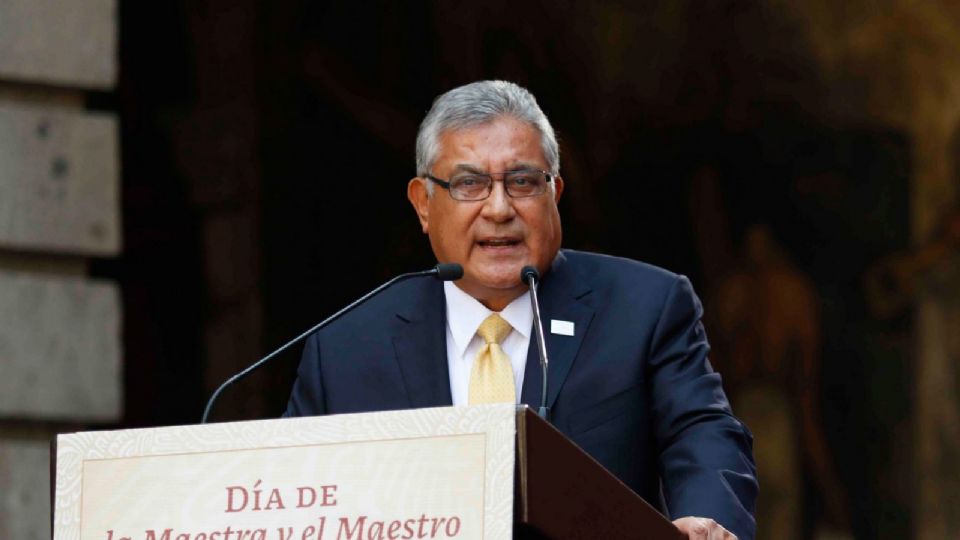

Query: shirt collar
left=443, top=281, right=532, bottom=358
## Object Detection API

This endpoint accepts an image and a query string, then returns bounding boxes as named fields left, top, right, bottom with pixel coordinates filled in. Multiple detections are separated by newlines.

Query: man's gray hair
left=415, top=80, right=560, bottom=181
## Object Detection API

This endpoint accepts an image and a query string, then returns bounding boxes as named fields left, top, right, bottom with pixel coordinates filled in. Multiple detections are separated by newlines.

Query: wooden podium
left=52, top=405, right=682, bottom=539
left=514, top=408, right=683, bottom=539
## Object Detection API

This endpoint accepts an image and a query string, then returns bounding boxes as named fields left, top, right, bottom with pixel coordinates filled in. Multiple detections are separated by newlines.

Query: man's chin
left=457, top=268, right=526, bottom=303
left=470, top=267, right=525, bottom=290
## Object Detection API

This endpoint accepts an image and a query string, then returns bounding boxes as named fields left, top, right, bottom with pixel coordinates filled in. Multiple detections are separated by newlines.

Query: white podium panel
left=54, top=405, right=516, bottom=540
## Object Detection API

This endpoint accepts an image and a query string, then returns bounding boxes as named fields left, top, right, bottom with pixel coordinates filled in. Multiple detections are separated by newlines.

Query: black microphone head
left=521, top=265, right=540, bottom=284
left=434, top=263, right=464, bottom=281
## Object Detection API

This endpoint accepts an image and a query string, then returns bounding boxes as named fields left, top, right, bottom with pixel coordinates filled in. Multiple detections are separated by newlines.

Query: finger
left=689, top=518, right=711, bottom=540
left=672, top=517, right=735, bottom=540
left=672, top=517, right=700, bottom=539
left=709, top=521, right=735, bottom=540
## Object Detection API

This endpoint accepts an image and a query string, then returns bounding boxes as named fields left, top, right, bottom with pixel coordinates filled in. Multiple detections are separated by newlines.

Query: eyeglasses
left=425, top=169, right=554, bottom=201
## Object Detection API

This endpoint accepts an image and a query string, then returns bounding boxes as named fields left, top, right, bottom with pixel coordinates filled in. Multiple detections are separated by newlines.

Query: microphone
left=521, top=265, right=550, bottom=421
left=201, top=263, right=463, bottom=423
left=434, top=263, right=464, bottom=281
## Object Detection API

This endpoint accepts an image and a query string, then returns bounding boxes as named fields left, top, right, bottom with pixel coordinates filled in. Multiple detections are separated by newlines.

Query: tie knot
left=477, top=313, right=512, bottom=345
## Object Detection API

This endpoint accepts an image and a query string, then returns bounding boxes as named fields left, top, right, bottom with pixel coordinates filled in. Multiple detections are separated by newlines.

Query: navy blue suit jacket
left=285, top=249, right=757, bottom=538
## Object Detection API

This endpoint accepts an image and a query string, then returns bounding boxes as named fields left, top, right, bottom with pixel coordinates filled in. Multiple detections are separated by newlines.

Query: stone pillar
left=0, top=1, right=121, bottom=537
left=173, top=0, right=264, bottom=420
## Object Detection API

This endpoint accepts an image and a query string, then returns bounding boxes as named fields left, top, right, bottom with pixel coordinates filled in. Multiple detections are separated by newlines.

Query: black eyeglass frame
left=424, top=169, right=556, bottom=201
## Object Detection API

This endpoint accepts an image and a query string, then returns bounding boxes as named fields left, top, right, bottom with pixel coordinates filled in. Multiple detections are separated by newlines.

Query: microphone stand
left=201, top=264, right=463, bottom=423
left=522, top=266, right=550, bottom=421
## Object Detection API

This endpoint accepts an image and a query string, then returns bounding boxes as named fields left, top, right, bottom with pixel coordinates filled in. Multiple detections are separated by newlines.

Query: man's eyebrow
left=450, top=162, right=543, bottom=174
left=451, top=164, right=485, bottom=174
left=506, top=161, right=542, bottom=172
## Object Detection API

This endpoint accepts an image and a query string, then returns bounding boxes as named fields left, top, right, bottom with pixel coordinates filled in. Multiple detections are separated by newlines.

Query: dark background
left=92, top=1, right=953, bottom=537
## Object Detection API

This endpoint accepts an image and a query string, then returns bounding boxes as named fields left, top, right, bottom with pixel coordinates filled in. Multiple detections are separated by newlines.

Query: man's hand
left=672, top=517, right=736, bottom=539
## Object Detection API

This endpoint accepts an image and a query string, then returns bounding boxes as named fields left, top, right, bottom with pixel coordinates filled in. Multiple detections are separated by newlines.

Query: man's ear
left=407, top=177, right=430, bottom=233
left=553, top=175, right=565, bottom=203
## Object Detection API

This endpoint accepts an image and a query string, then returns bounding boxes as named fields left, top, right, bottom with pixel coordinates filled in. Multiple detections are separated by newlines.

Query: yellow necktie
left=468, top=313, right=515, bottom=404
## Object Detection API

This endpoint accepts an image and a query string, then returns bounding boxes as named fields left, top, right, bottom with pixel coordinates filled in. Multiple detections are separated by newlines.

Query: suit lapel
left=521, top=252, right=595, bottom=409
left=392, top=279, right=453, bottom=408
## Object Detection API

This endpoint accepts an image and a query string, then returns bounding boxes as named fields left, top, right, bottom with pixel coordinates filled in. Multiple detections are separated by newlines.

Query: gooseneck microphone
left=521, top=265, right=550, bottom=421
left=201, top=263, right=464, bottom=423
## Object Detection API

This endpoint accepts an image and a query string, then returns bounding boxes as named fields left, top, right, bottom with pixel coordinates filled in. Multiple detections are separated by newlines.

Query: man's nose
left=480, top=180, right=516, bottom=222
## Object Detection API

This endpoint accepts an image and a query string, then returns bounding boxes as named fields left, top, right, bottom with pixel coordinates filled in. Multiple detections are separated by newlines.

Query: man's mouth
left=477, top=238, right=521, bottom=248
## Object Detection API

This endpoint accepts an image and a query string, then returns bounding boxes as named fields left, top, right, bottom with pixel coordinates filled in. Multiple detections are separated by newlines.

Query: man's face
left=408, top=116, right=564, bottom=310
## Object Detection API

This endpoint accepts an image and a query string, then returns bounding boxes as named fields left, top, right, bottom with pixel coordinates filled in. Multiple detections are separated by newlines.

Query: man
left=286, top=81, right=757, bottom=539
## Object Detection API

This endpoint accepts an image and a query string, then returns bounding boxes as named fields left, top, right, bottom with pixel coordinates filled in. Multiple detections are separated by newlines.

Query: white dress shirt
left=443, top=281, right=532, bottom=405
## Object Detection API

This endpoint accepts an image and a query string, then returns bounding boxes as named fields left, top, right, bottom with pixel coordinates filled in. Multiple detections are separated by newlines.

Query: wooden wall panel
left=0, top=270, right=121, bottom=421
left=0, top=0, right=116, bottom=89
left=0, top=103, right=120, bottom=255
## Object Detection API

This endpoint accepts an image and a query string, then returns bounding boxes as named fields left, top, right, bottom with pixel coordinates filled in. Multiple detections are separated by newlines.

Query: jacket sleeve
left=646, top=275, right=758, bottom=539
left=283, top=333, right=327, bottom=417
